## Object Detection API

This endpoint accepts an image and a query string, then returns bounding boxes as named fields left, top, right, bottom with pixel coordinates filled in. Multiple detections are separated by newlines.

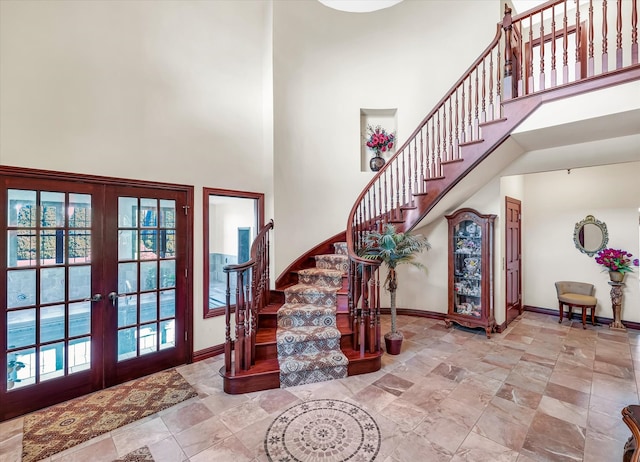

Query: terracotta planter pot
left=384, top=332, right=403, bottom=355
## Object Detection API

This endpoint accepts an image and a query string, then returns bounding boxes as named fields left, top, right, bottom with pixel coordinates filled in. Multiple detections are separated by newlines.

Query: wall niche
left=360, top=108, right=397, bottom=173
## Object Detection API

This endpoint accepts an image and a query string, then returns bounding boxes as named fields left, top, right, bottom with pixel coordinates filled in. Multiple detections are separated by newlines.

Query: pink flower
left=595, top=247, right=636, bottom=274
left=364, top=124, right=396, bottom=158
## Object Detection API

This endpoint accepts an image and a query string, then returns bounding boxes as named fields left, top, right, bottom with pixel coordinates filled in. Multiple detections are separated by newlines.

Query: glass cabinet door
left=453, top=219, right=483, bottom=318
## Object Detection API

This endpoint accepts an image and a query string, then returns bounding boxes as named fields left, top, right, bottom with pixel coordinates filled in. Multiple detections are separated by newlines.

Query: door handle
left=108, top=292, right=118, bottom=303
left=84, top=294, right=103, bottom=302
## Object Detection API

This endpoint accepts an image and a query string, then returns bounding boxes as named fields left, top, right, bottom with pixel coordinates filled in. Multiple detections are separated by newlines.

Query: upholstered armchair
left=555, top=281, right=597, bottom=329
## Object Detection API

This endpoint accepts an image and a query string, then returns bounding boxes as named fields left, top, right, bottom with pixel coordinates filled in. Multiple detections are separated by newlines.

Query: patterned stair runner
left=276, top=242, right=349, bottom=387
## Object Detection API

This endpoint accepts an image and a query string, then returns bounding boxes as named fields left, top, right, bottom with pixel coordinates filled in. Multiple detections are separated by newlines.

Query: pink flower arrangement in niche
left=365, top=124, right=395, bottom=157
left=594, top=247, right=639, bottom=273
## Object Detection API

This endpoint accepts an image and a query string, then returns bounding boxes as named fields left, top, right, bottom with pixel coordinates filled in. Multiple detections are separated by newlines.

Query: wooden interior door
left=505, top=197, right=522, bottom=325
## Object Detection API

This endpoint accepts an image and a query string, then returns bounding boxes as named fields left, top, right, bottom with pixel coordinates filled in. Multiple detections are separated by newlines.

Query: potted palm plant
left=360, top=224, right=431, bottom=354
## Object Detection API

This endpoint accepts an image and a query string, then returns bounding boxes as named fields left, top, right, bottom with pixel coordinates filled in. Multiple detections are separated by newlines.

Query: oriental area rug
left=264, top=399, right=381, bottom=462
left=21, top=369, right=197, bottom=462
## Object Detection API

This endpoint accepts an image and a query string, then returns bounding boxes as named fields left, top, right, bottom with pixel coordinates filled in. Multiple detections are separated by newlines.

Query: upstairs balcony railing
left=223, top=219, right=273, bottom=374
left=347, top=0, right=638, bottom=356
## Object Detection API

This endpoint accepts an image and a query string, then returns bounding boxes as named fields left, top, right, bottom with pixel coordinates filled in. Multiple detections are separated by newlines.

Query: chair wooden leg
left=559, top=302, right=563, bottom=323
left=582, top=308, right=587, bottom=329
left=591, top=306, right=596, bottom=326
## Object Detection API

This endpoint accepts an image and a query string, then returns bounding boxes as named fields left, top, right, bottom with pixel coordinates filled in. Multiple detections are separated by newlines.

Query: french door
left=1, top=171, right=192, bottom=421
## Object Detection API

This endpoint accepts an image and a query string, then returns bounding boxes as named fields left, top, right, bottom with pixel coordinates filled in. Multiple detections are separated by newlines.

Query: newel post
left=502, top=4, right=516, bottom=100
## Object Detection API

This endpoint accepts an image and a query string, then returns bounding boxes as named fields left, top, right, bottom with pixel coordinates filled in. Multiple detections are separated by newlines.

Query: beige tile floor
left=1, top=311, right=639, bottom=461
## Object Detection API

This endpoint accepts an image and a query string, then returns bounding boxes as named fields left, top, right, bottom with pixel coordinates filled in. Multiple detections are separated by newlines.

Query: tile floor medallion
left=264, top=399, right=381, bottom=462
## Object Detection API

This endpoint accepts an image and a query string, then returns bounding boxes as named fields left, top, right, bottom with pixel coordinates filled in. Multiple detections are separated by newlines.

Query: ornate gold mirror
left=573, top=215, right=608, bottom=257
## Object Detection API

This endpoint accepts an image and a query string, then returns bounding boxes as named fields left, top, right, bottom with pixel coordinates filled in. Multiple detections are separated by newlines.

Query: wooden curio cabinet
left=445, top=208, right=496, bottom=338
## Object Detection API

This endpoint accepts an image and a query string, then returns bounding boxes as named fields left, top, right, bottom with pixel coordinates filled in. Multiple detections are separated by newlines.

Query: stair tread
left=284, top=283, right=339, bottom=294
left=222, top=348, right=383, bottom=378
left=279, top=350, right=349, bottom=371
left=257, top=317, right=353, bottom=343
left=220, top=358, right=280, bottom=378
left=297, top=268, right=344, bottom=277
left=279, top=302, right=336, bottom=313
left=276, top=325, right=342, bottom=342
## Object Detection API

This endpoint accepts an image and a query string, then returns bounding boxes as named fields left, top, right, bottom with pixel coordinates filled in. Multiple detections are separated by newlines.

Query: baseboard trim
left=523, top=305, right=640, bottom=330
left=380, top=308, right=447, bottom=320
left=193, top=344, right=225, bottom=362
left=194, top=308, right=637, bottom=362
left=495, top=321, right=507, bottom=333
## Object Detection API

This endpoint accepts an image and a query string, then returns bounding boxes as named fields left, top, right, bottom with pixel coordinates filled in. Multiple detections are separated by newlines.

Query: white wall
left=522, top=163, right=640, bottom=322
left=272, top=0, right=501, bottom=276
left=386, top=160, right=640, bottom=329
left=0, top=0, right=272, bottom=351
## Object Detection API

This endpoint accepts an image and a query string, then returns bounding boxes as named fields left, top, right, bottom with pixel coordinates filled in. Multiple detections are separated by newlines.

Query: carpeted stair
left=276, top=242, right=349, bottom=387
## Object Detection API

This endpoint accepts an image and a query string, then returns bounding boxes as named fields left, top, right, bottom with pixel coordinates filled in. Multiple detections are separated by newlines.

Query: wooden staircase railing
left=223, top=219, right=274, bottom=375
left=347, top=0, right=639, bottom=355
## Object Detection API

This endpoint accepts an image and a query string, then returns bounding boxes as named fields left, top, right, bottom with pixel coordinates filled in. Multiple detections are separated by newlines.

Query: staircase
left=222, top=237, right=381, bottom=394
left=277, top=243, right=349, bottom=387
left=221, top=1, right=640, bottom=394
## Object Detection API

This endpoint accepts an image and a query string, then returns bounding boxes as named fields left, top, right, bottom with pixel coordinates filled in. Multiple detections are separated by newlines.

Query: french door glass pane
left=69, top=302, right=91, bottom=337
left=69, top=337, right=91, bottom=372
left=40, top=192, right=65, bottom=227
left=40, top=342, right=65, bottom=382
left=140, top=261, right=157, bottom=291
left=160, top=289, right=175, bottom=318
left=140, top=292, right=158, bottom=323
left=40, top=267, right=65, bottom=304
left=117, top=294, right=137, bottom=328
left=69, top=265, right=91, bottom=300
left=118, top=230, right=138, bottom=260
left=40, top=305, right=65, bottom=343
left=7, top=269, right=36, bottom=308
left=116, top=197, right=177, bottom=362
left=118, top=197, right=138, bottom=227
left=7, top=231, right=36, bottom=267
left=7, top=309, right=35, bottom=348
left=118, top=328, right=136, bottom=361
left=160, top=320, right=175, bottom=350
left=69, top=194, right=91, bottom=228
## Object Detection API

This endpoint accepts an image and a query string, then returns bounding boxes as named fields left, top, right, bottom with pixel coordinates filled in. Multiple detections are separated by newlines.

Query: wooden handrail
left=346, top=0, right=640, bottom=358
left=223, top=219, right=274, bottom=374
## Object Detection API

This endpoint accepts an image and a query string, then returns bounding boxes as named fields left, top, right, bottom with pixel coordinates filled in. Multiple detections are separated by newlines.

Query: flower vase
left=370, top=155, right=385, bottom=172
left=609, top=271, right=625, bottom=283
